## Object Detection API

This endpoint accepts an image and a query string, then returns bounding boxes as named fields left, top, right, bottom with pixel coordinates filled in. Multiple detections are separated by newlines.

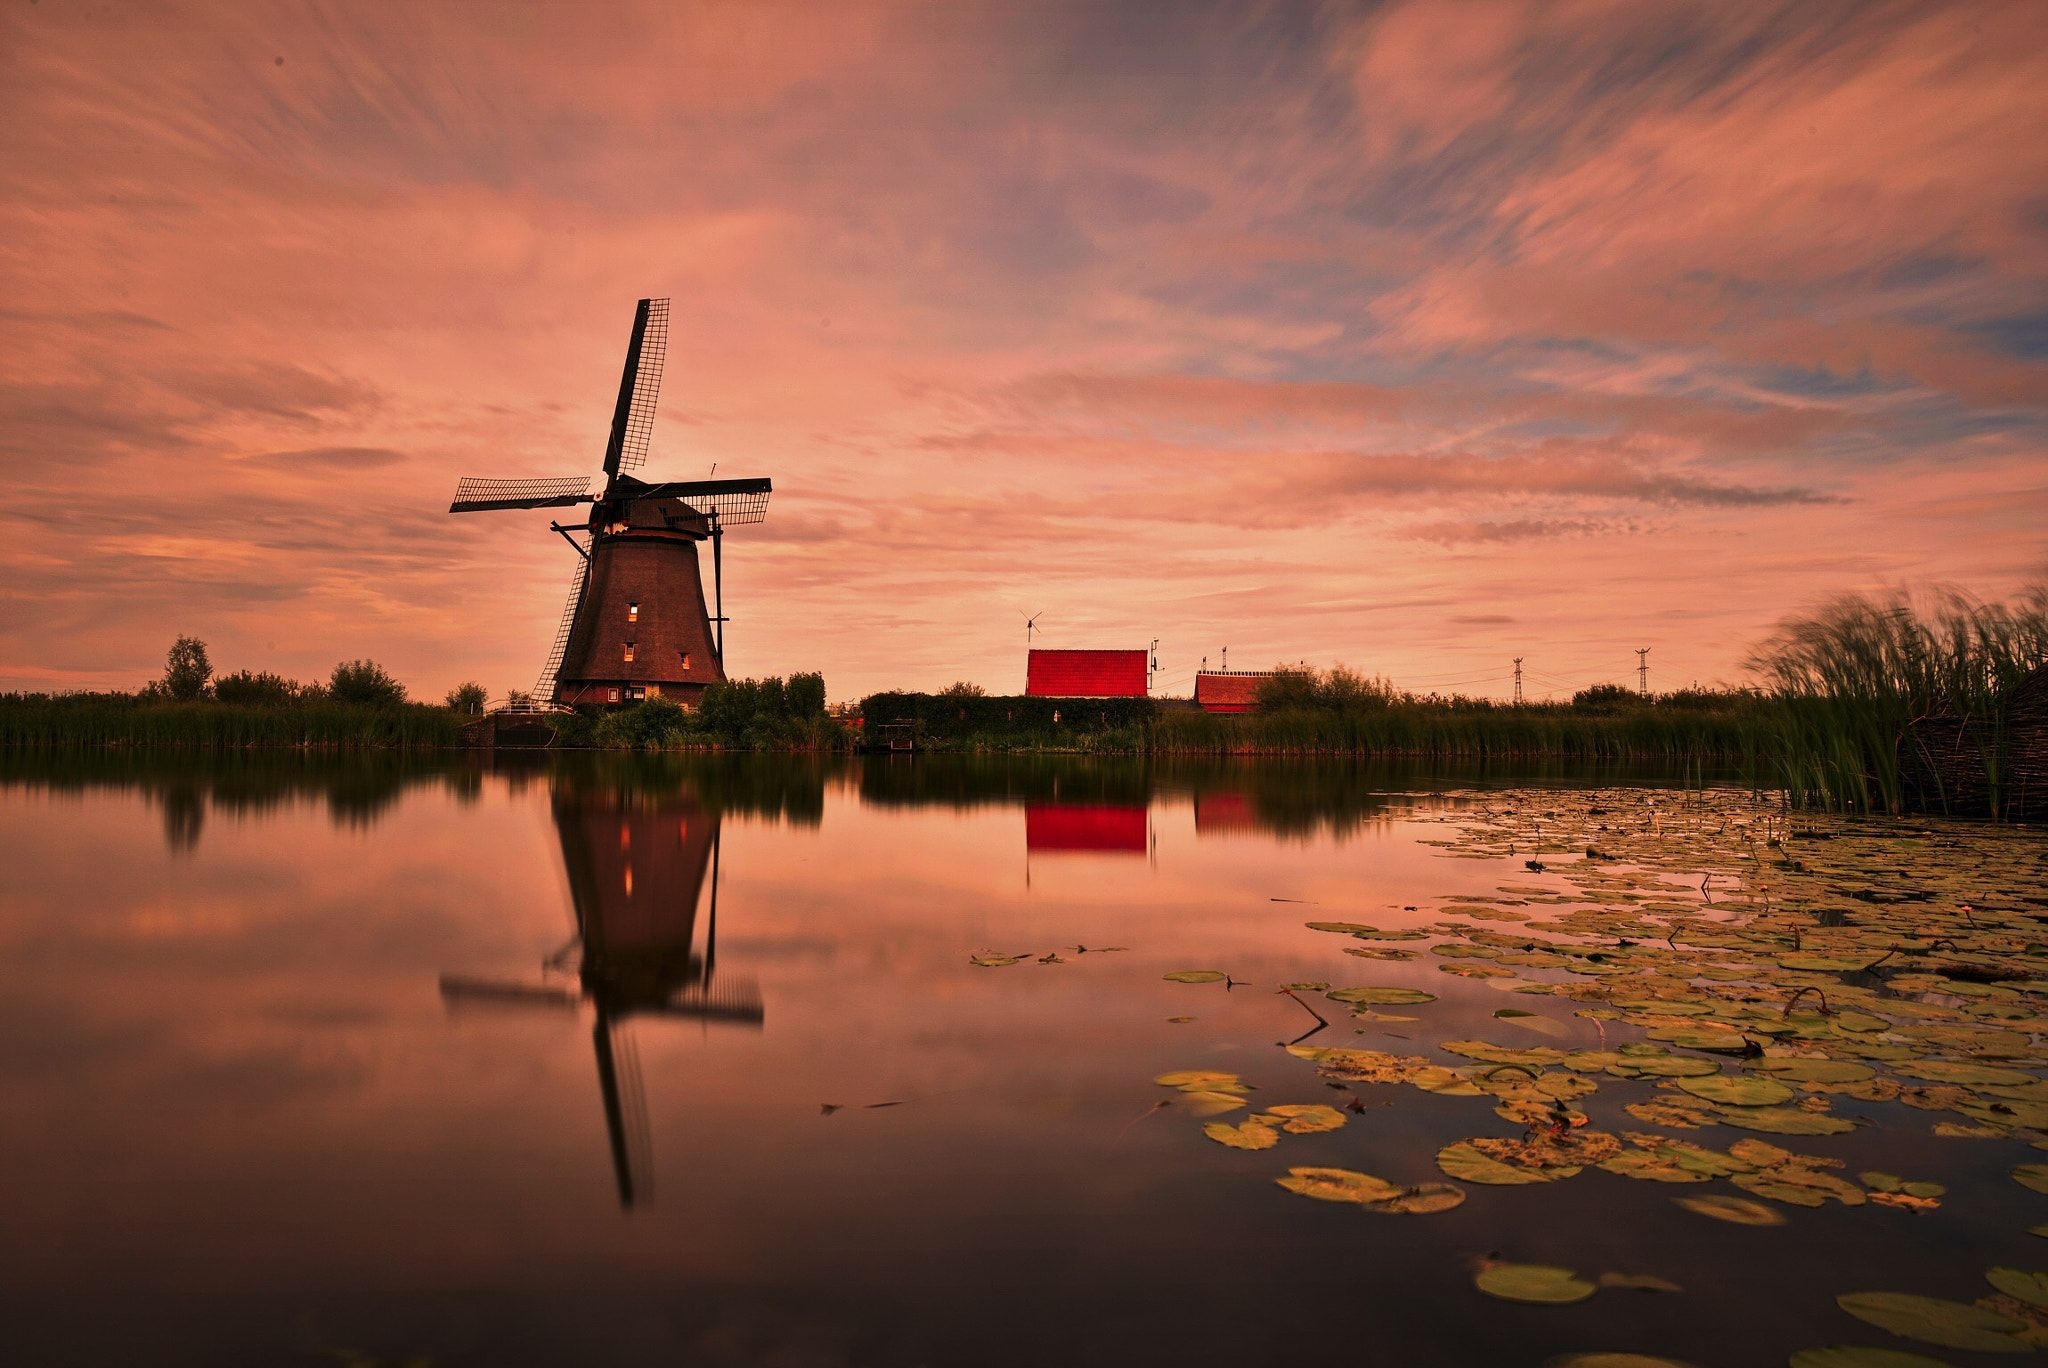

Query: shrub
left=444, top=682, right=488, bottom=714
left=1571, top=684, right=1639, bottom=713
left=329, top=659, right=408, bottom=707
left=214, top=670, right=313, bottom=706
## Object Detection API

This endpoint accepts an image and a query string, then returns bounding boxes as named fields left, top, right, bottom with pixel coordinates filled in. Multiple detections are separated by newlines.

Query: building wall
left=558, top=532, right=724, bottom=705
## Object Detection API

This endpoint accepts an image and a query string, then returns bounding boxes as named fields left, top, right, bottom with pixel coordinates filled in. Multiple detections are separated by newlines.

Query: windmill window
left=623, top=641, right=636, bottom=662
left=628, top=602, right=639, bottom=622
left=607, top=688, right=620, bottom=703
left=680, top=651, right=691, bottom=669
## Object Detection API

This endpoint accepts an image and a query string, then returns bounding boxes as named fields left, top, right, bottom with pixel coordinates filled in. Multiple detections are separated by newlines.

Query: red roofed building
left=1194, top=670, right=1271, bottom=713
left=1026, top=648, right=1148, bottom=698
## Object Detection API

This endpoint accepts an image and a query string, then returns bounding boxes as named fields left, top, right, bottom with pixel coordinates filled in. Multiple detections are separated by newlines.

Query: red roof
left=1195, top=671, right=1269, bottom=713
left=1026, top=803, right=1147, bottom=854
left=1026, top=649, right=1148, bottom=698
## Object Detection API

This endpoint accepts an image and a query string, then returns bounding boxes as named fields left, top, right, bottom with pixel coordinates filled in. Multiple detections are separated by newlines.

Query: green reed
left=0, top=694, right=465, bottom=750
left=1746, top=584, right=2048, bottom=815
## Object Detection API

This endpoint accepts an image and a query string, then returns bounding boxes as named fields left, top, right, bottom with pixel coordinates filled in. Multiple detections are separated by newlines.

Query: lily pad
left=1274, top=1166, right=1397, bottom=1204
left=1363, top=1182, right=1467, bottom=1214
left=1437, top=1139, right=1576, bottom=1185
left=1716, top=1107, right=1856, bottom=1136
left=1164, top=970, right=1227, bottom=983
left=1327, top=986, right=1437, bottom=1006
left=1203, top=1119, right=1278, bottom=1150
left=1673, top=1194, right=1785, bottom=1226
left=1475, top=1262, right=1598, bottom=1305
left=1834, top=1291, right=2027, bottom=1353
left=1677, top=1074, right=1796, bottom=1107
left=2012, top=1164, right=2048, bottom=1195
left=1986, top=1267, right=2048, bottom=1311
left=1260, top=1103, right=1346, bottom=1134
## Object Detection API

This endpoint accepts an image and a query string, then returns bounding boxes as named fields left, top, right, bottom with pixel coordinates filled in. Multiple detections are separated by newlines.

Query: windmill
left=449, top=298, right=773, bottom=708
left=1021, top=609, right=1045, bottom=647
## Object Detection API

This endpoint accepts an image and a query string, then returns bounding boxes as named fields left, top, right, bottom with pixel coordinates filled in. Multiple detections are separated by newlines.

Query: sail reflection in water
left=439, top=772, right=762, bottom=1207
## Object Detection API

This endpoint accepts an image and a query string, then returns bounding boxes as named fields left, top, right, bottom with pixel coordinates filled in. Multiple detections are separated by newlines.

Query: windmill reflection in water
left=439, top=777, right=763, bottom=1207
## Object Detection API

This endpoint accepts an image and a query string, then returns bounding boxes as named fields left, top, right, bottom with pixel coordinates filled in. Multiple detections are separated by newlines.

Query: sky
left=2, top=0, right=2043, bottom=703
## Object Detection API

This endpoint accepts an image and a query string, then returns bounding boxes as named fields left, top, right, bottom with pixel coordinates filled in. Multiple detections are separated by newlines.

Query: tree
left=937, top=680, right=987, bottom=699
left=787, top=672, right=827, bottom=717
left=329, top=659, right=408, bottom=707
left=444, top=681, right=488, bottom=714
left=161, top=636, right=213, bottom=701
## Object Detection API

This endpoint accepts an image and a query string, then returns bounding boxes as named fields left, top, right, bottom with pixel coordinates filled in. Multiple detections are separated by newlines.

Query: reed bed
left=0, top=694, right=464, bottom=750
left=1747, top=584, right=2048, bottom=816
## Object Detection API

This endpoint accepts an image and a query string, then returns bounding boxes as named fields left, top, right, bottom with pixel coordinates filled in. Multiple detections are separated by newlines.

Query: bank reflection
left=439, top=771, right=762, bottom=1208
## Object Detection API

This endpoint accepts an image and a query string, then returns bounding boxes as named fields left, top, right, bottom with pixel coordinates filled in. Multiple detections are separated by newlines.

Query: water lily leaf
left=1677, top=1074, right=1796, bottom=1107
left=1437, top=1139, right=1577, bottom=1185
left=1860, top=1172, right=1946, bottom=1199
left=1274, top=1166, right=1398, bottom=1204
left=1597, top=1272, right=1683, bottom=1293
left=1896, top=1061, right=2034, bottom=1087
left=1204, top=1119, right=1278, bottom=1150
left=1788, top=1349, right=1958, bottom=1368
left=1305, top=921, right=1378, bottom=935
left=1615, top=1054, right=1722, bottom=1079
left=968, top=953, right=1027, bottom=967
left=1327, top=986, right=1437, bottom=1006
left=1178, top=1090, right=1249, bottom=1116
left=1834, top=1291, right=2027, bottom=1353
left=1154, top=1070, right=1244, bottom=1091
left=1475, top=1262, right=1598, bottom=1305
left=1261, top=1103, right=1346, bottom=1134
left=1986, top=1268, right=2048, bottom=1310
left=2012, top=1164, right=2048, bottom=1195
left=1757, top=1058, right=1878, bottom=1085
left=1673, top=1193, right=1785, bottom=1226
left=1778, top=952, right=1887, bottom=972
left=1597, top=1150, right=1712, bottom=1184
left=1716, top=1106, right=1856, bottom=1136
left=1164, top=969, right=1226, bottom=983
left=1363, top=1182, right=1467, bottom=1214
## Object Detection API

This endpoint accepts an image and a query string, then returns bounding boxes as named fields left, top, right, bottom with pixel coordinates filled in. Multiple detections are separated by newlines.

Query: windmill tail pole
left=713, top=516, right=725, bottom=665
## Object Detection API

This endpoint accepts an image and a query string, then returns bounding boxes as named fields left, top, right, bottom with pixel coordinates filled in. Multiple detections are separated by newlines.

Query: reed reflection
left=439, top=769, right=763, bottom=1209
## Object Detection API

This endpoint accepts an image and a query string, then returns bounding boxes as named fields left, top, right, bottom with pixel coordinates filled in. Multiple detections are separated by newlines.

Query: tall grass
left=0, top=693, right=463, bottom=750
left=1746, top=584, right=2048, bottom=815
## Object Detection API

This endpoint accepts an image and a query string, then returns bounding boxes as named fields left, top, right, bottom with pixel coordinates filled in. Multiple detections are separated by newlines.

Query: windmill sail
left=534, top=542, right=591, bottom=702
left=449, top=476, right=593, bottom=513
left=618, top=476, right=772, bottom=525
left=602, top=298, right=669, bottom=478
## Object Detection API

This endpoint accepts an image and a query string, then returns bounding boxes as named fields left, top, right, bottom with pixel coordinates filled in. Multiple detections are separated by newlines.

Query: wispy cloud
left=0, top=0, right=2039, bottom=698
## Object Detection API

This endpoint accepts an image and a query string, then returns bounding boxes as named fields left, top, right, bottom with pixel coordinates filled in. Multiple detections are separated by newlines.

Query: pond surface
left=1, top=752, right=2044, bottom=1367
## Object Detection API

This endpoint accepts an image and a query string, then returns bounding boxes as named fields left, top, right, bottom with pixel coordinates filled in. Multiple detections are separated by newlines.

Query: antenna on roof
left=1148, top=638, right=1159, bottom=695
left=1222, top=646, right=1229, bottom=671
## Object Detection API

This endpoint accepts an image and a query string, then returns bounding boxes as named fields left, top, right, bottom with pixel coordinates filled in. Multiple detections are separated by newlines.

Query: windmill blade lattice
left=449, top=475, right=593, bottom=513
left=605, top=298, right=668, bottom=476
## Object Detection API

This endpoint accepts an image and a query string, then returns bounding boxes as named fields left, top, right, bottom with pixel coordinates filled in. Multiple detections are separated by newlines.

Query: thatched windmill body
left=450, top=299, right=772, bottom=707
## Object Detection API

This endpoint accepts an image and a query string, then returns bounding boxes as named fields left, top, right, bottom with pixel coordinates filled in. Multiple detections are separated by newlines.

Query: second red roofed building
left=1194, top=670, right=1271, bottom=713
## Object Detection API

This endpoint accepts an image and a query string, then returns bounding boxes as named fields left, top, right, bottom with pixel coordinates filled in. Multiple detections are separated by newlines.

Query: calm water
left=0, top=753, right=2037, bottom=1366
